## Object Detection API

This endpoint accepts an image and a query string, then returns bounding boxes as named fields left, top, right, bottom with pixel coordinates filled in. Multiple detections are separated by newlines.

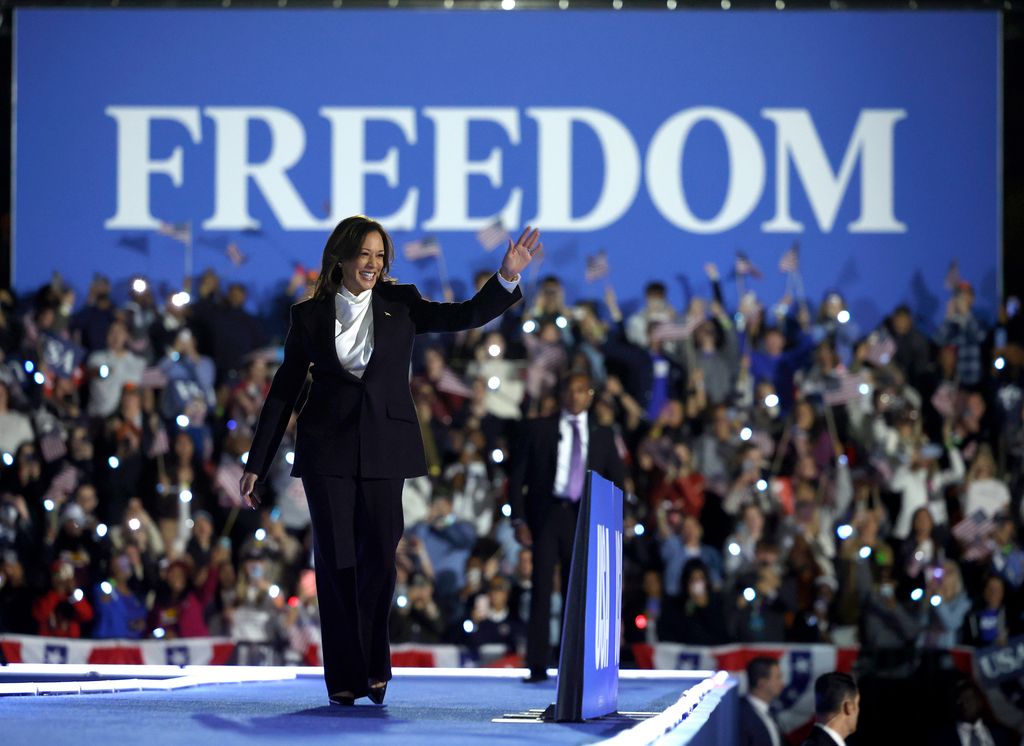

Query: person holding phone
left=239, top=215, right=537, bottom=705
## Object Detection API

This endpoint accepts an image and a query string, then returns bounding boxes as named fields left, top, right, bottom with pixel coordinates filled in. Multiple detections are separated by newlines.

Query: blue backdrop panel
left=14, top=9, right=999, bottom=328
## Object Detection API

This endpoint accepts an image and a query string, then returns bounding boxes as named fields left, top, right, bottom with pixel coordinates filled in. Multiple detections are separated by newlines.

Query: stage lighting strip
left=598, top=670, right=732, bottom=746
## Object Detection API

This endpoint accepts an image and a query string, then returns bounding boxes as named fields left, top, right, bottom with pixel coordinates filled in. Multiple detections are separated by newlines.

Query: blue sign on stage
left=14, top=10, right=1000, bottom=329
left=555, top=470, right=623, bottom=721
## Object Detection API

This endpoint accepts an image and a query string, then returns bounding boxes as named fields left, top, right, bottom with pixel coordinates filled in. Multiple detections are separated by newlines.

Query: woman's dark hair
left=311, top=215, right=394, bottom=301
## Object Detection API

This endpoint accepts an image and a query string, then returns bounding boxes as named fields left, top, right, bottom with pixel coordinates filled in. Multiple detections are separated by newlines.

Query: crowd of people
left=0, top=259, right=1022, bottom=672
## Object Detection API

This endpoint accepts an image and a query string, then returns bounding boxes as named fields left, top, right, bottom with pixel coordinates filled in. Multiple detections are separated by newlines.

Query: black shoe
left=329, top=691, right=356, bottom=706
left=522, top=672, right=549, bottom=684
left=367, top=682, right=387, bottom=705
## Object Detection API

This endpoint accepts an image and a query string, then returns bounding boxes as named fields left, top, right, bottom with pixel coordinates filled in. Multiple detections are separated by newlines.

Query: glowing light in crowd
left=1, top=452, right=13, bottom=467
left=43, top=499, right=55, bottom=512
left=930, top=594, right=942, bottom=607
left=288, top=596, right=300, bottom=608
left=286, top=451, right=295, bottom=465
left=23, top=360, right=34, bottom=374
left=255, top=528, right=267, bottom=541
left=612, top=0, right=623, bottom=8
left=522, top=320, right=537, bottom=334
left=911, top=588, right=924, bottom=602
left=269, top=584, right=281, bottom=599
left=555, top=315, right=568, bottom=329
left=227, top=419, right=237, bottom=431
left=241, top=451, right=249, bottom=465
left=728, top=542, right=741, bottom=556
left=488, top=344, right=501, bottom=357
left=858, top=383, right=870, bottom=395
left=634, top=523, right=645, bottom=537
left=99, top=364, right=110, bottom=379
left=179, top=489, right=193, bottom=504
left=96, top=523, right=108, bottom=538
left=764, top=394, right=779, bottom=408
left=34, top=371, right=46, bottom=385
left=487, top=376, right=501, bottom=390
left=743, top=587, right=757, bottom=603
left=859, top=546, right=872, bottom=559
left=501, top=504, right=512, bottom=517
left=186, top=519, right=194, bottom=529
left=838, top=454, right=849, bottom=466
left=635, top=614, right=648, bottom=630
left=837, top=309, right=850, bottom=324
left=667, top=0, right=677, bottom=7
left=132, top=278, right=147, bottom=293
left=756, top=479, right=768, bottom=492
left=171, top=291, right=191, bottom=307
left=995, top=357, right=1006, bottom=370
left=558, top=0, right=569, bottom=7
left=176, top=414, right=190, bottom=428
left=72, top=589, right=84, bottom=603
left=914, top=551, right=924, bottom=562
left=101, top=581, right=113, bottom=595
left=740, top=427, right=752, bottom=441
left=721, top=0, right=731, bottom=7
left=153, top=627, right=166, bottom=639
left=108, top=456, right=120, bottom=469
left=463, top=619, right=475, bottom=634
left=397, top=595, right=408, bottom=608
left=491, top=448, right=505, bottom=464
left=836, top=524, right=854, bottom=540
left=501, top=0, right=515, bottom=8
left=128, top=518, right=141, bottom=531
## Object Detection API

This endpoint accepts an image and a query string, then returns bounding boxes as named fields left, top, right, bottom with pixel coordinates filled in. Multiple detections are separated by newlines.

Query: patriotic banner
left=973, top=635, right=1024, bottom=734
left=13, top=10, right=999, bottom=332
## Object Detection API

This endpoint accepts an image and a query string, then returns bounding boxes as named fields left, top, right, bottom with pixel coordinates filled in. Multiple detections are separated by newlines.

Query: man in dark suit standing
left=802, top=672, right=860, bottom=746
left=740, top=656, right=785, bottom=746
left=508, top=371, right=626, bottom=683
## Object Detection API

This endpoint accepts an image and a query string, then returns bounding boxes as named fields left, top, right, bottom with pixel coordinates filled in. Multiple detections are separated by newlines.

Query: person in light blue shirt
left=92, top=553, right=148, bottom=639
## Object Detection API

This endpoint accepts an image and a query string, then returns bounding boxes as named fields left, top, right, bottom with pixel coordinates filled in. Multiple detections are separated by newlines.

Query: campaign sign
left=554, top=470, right=623, bottom=721
left=13, top=10, right=1000, bottom=330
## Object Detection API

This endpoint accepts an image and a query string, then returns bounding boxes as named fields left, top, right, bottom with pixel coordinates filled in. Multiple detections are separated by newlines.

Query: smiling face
left=340, top=230, right=386, bottom=295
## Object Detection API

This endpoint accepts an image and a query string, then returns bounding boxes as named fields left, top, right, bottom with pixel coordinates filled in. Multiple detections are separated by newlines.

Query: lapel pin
left=384, top=311, right=392, bottom=317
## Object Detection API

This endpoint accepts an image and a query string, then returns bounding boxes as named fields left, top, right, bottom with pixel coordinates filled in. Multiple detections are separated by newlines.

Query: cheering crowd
left=0, top=256, right=1022, bottom=670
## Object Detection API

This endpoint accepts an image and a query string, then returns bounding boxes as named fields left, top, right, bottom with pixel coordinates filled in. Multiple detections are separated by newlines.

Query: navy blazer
left=739, top=696, right=782, bottom=746
left=247, top=274, right=522, bottom=481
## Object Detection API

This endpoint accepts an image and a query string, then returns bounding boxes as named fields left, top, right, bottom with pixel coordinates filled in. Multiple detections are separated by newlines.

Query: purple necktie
left=567, top=417, right=584, bottom=501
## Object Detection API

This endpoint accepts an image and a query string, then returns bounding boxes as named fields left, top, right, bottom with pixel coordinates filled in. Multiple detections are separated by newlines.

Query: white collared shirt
left=746, top=695, right=781, bottom=746
left=334, top=286, right=375, bottom=378
left=554, top=409, right=589, bottom=498
left=816, top=723, right=846, bottom=746
left=957, top=720, right=995, bottom=746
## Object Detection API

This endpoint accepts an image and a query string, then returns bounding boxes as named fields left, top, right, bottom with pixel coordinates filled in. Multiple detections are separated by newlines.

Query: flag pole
left=435, top=243, right=453, bottom=301
left=184, top=221, right=194, bottom=292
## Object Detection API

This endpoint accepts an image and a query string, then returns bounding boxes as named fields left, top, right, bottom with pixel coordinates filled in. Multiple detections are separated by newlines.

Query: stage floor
left=0, top=665, right=714, bottom=745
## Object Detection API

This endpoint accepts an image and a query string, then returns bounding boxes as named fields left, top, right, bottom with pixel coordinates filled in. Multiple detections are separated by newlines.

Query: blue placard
left=580, top=471, right=623, bottom=719
left=14, top=9, right=999, bottom=329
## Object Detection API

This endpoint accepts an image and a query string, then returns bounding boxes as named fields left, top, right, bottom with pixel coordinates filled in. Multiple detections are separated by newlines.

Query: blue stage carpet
left=1, top=672, right=693, bottom=745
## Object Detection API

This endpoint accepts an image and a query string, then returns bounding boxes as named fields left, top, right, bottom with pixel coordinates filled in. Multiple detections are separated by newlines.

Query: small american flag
left=865, top=334, right=897, bottom=367
left=147, top=426, right=170, bottom=458
left=226, top=242, right=247, bottom=267
left=734, top=251, right=762, bottom=279
left=158, top=221, right=192, bottom=246
left=215, top=459, right=245, bottom=507
left=943, top=259, right=960, bottom=292
left=822, top=370, right=869, bottom=406
left=930, top=382, right=959, bottom=419
left=434, top=366, right=474, bottom=398
left=140, top=367, right=168, bottom=389
left=778, top=242, right=799, bottom=273
left=953, top=510, right=997, bottom=560
left=47, top=463, right=79, bottom=498
left=39, top=431, right=68, bottom=463
left=531, top=341, right=567, bottom=370
left=476, top=220, right=510, bottom=252
left=650, top=315, right=702, bottom=343
left=403, top=237, right=441, bottom=262
left=585, top=250, right=610, bottom=283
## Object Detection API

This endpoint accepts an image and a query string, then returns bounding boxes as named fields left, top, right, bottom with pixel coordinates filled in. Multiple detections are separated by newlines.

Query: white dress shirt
left=957, top=720, right=995, bottom=746
left=334, top=273, right=520, bottom=377
left=553, top=410, right=589, bottom=498
left=746, top=695, right=781, bottom=746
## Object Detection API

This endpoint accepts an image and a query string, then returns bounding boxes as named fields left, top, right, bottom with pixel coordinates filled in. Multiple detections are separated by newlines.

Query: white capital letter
left=104, top=107, right=202, bottom=229
left=422, top=108, right=521, bottom=231
left=761, top=108, right=907, bottom=233
left=319, top=107, right=419, bottom=230
left=646, top=107, right=765, bottom=234
left=203, top=107, right=324, bottom=231
left=527, top=107, right=640, bottom=230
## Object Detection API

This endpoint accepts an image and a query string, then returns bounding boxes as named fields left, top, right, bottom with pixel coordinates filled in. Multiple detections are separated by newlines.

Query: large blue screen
left=14, top=9, right=999, bottom=328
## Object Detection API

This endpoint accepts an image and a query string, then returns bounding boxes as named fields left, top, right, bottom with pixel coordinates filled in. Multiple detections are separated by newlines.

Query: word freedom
left=106, top=106, right=907, bottom=236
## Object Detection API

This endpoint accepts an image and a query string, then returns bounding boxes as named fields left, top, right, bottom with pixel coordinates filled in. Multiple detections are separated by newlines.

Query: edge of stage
left=1, top=664, right=737, bottom=745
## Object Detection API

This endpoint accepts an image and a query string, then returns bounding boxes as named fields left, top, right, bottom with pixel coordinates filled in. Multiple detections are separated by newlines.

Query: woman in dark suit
left=239, top=215, right=540, bottom=705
